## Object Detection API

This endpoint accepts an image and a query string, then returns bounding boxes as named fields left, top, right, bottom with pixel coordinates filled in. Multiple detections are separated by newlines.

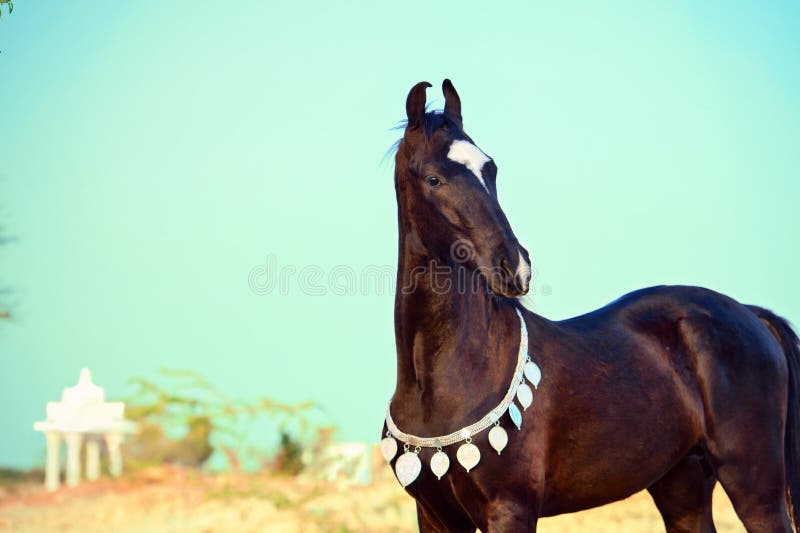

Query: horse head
left=394, top=80, right=531, bottom=298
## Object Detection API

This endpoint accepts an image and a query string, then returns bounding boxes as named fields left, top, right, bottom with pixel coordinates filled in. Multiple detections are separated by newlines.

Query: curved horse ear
left=406, top=81, right=431, bottom=129
left=442, top=79, right=462, bottom=128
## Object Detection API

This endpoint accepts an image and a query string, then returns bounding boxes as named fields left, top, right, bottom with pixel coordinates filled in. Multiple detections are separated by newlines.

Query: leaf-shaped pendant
left=509, top=403, right=523, bottom=430
left=516, top=383, right=533, bottom=410
left=488, top=425, right=508, bottom=455
left=456, top=442, right=481, bottom=472
left=395, top=451, right=422, bottom=487
left=430, top=450, right=450, bottom=480
left=380, top=437, right=398, bottom=463
left=524, top=361, right=542, bottom=388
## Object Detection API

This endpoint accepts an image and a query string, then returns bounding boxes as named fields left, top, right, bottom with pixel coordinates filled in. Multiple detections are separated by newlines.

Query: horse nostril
left=500, top=257, right=514, bottom=278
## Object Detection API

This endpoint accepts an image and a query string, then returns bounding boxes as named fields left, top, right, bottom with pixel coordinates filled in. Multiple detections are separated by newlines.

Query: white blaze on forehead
left=516, top=249, right=531, bottom=292
left=447, top=140, right=491, bottom=192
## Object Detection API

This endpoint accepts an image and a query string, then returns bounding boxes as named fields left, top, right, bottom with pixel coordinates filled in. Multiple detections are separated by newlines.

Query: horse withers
left=383, top=79, right=800, bottom=532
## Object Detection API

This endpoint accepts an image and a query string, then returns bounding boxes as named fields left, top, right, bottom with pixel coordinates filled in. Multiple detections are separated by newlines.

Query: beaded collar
left=381, top=308, right=542, bottom=486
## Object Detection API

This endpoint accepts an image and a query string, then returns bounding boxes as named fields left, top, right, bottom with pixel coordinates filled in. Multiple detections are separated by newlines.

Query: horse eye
left=425, top=175, right=441, bottom=188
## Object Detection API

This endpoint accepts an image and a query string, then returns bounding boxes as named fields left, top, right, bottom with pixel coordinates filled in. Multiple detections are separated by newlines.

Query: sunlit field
left=0, top=461, right=745, bottom=533
left=539, top=485, right=744, bottom=533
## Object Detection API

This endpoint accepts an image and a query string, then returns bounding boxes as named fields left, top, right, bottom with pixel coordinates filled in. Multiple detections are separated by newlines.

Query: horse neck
left=392, top=228, right=521, bottom=422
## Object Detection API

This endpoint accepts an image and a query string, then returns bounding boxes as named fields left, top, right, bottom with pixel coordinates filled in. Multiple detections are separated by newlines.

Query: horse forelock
left=387, top=110, right=462, bottom=162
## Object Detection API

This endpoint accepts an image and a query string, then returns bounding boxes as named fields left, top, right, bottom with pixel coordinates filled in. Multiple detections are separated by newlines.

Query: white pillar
left=85, top=439, right=100, bottom=481
left=44, top=431, right=61, bottom=492
left=65, top=432, right=83, bottom=487
left=105, top=432, right=123, bottom=478
left=355, top=447, right=372, bottom=485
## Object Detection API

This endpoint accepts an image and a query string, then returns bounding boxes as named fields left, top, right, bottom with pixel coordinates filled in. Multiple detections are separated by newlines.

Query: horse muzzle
left=489, top=247, right=532, bottom=298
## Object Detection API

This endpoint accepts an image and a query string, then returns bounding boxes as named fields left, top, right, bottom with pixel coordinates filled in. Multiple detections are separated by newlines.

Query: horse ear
left=442, top=79, right=462, bottom=128
left=406, top=81, right=431, bottom=129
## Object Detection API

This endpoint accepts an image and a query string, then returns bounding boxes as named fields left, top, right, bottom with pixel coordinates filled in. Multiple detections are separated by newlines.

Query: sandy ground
left=0, top=465, right=746, bottom=533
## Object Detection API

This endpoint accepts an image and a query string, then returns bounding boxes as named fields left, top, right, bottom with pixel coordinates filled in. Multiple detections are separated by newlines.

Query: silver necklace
left=382, top=308, right=543, bottom=487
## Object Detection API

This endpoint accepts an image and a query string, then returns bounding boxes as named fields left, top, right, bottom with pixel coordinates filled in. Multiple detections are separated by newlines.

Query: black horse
left=384, top=79, right=800, bottom=532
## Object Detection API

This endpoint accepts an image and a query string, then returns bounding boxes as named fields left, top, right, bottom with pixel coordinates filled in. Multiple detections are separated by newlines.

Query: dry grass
left=539, top=486, right=744, bottom=533
left=0, top=465, right=745, bottom=533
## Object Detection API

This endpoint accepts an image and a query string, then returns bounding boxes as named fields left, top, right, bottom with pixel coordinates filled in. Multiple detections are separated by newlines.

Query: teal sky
left=1, top=1, right=799, bottom=469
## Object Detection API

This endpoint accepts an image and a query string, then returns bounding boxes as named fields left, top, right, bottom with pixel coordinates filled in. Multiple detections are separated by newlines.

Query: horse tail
left=748, top=304, right=800, bottom=530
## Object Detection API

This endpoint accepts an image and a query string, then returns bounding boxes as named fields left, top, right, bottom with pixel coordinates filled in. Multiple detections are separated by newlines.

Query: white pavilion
left=33, top=368, right=137, bottom=491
